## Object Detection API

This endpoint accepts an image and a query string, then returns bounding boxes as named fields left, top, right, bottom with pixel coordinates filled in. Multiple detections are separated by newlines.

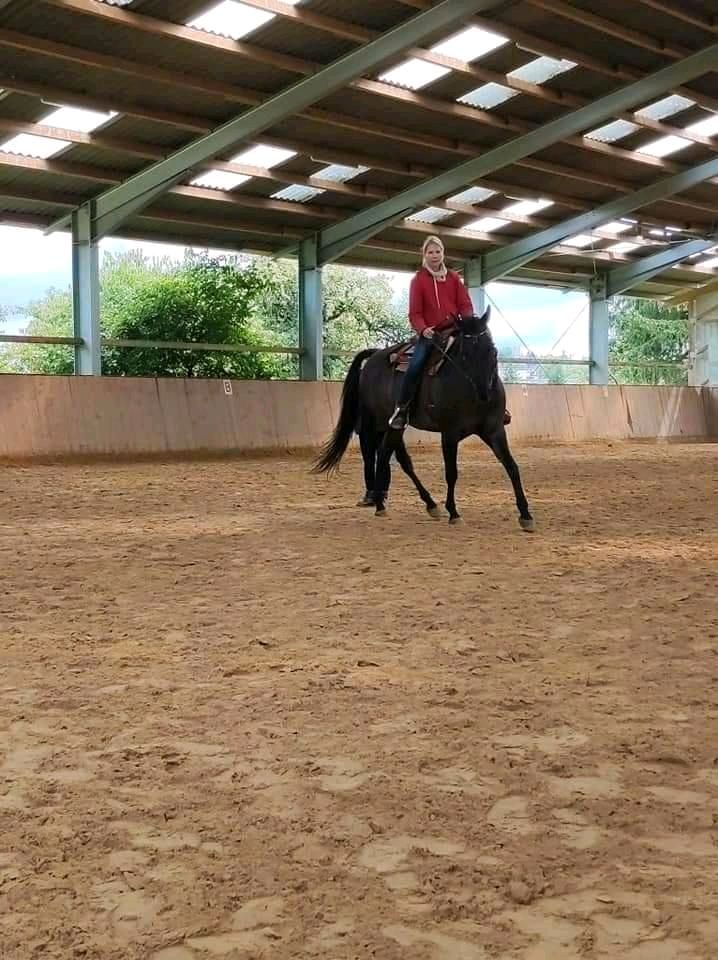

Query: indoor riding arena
left=1, top=2, right=718, bottom=959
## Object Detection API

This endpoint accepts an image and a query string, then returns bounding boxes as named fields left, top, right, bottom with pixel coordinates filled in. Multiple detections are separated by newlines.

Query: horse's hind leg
left=480, top=427, right=534, bottom=532
left=357, top=426, right=378, bottom=506
left=373, top=431, right=398, bottom=517
left=394, top=437, right=441, bottom=519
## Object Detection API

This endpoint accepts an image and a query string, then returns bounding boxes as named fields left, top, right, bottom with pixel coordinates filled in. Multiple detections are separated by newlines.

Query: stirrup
left=388, top=405, right=408, bottom=430
left=504, top=409, right=512, bottom=425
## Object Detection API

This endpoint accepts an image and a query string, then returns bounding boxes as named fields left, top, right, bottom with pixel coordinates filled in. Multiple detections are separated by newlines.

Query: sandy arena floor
left=1, top=441, right=717, bottom=960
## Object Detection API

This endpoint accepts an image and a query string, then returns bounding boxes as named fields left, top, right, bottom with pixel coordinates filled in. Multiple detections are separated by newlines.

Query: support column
left=298, top=236, right=323, bottom=381
left=464, top=257, right=486, bottom=314
left=589, top=275, right=609, bottom=386
left=71, top=205, right=101, bottom=375
left=690, top=289, right=718, bottom=386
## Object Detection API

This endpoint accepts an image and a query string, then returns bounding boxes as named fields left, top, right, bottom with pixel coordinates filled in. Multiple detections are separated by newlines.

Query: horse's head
left=457, top=307, right=498, bottom=402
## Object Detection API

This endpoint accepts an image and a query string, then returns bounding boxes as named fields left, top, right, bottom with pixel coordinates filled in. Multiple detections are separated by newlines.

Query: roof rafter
left=605, top=233, right=718, bottom=297
left=632, top=0, right=718, bottom=33
left=43, top=0, right=506, bottom=238
left=1, top=69, right=715, bottom=227
left=666, top=276, right=718, bottom=306
left=397, top=0, right=718, bottom=113
left=312, top=42, right=718, bottom=264
left=6, top=179, right=705, bottom=274
left=39, top=0, right=716, bottom=149
left=483, top=155, right=718, bottom=281
left=4, top=22, right=718, bottom=173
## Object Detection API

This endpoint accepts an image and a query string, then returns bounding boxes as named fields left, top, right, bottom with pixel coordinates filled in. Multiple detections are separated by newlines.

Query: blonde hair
left=422, top=235, right=444, bottom=256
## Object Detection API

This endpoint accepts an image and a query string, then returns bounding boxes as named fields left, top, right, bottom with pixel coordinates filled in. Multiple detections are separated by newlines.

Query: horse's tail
left=312, top=348, right=376, bottom=475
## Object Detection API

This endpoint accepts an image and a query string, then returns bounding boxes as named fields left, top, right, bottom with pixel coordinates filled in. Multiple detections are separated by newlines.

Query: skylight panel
left=501, top=198, right=553, bottom=217
left=406, top=207, right=452, bottom=223
left=562, top=234, right=595, bottom=248
left=189, top=1, right=273, bottom=38
left=313, top=163, right=368, bottom=183
left=188, top=0, right=301, bottom=41
left=508, top=56, right=576, bottom=85
left=0, top=133, right=69, bottom=159
left=596, top=220, right=633, bottom=236
left=607, top=241, right=640, bottom=254
left=458, top=83, right=517, bottom=110
left=635, top=95, right=694, bottom=121
left=191, top=169, right=251, bottom=190
left=585, top=119, right=639, bottom=143
left=685, top=114, right=718, bottom=138
left=637, top=135, right=691, bottom=158
left=431, top=25, right=509, bottom=62
left=379, top=58, right=449, bottom=90
left=447, top=186, right=496, bottom=205
left=43, top=106, right=116, bottom=132
left=271, top=184, right=324, bottom=202
left=464, top=216, right=510, bottom=233
left=695, top=256, right=718, bottom=272
left=2, top=105, right=119, bottom=156
left=231, top=144, right=295, bottom=168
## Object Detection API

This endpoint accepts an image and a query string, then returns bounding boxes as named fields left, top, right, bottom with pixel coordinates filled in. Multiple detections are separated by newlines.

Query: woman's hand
left=422, top=327, right=435, bottom=339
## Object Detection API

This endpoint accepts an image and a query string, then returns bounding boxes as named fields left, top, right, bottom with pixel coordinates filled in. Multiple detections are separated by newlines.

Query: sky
left=0, top=224, right=588, bottom=359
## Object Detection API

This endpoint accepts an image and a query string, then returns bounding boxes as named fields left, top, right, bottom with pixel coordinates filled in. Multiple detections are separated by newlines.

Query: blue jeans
left=397, top=335, right=433, bottom=408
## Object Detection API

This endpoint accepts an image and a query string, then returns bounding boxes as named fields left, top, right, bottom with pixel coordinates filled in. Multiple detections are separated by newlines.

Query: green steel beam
left=606, top=234, right=718, bottom=298
left=298, top=236, right=323, bottom=380
left=589, top=275, right=609, bottom=385
left=483, top=156, right=718, bottom=282
left=71, top=205, right=101, bottom=375
left=463, top=257, right=485, bottom=313
left=46, top=0, right=504, bottom=240
left=316, top=42, right=718, bottom=265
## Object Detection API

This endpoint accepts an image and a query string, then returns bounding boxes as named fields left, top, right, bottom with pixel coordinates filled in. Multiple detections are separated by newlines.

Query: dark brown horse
left=313, top=309, right=534, bottom=531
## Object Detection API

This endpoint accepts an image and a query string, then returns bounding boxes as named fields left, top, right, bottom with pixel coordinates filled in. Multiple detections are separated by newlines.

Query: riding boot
left=388, top=403, right=410, bottom=430
left=389, top=338, right=431, bottom=429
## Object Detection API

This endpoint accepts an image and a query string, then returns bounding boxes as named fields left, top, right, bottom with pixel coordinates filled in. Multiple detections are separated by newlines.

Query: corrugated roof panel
left=271, top=184, right=324, bottom=202
left=0, top=0, right=714, bottom=295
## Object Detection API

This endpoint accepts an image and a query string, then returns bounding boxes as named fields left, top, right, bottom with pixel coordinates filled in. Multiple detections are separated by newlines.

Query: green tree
left=609, top=296, right=689, bottom=385
left=4, top=251, right=282, bottom=379
left=102, top=253, right=279, bottom=379
left=253, top=259, right=409, bottom=379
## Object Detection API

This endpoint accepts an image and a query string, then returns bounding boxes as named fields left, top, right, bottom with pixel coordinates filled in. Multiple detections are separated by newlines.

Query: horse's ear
left=479, top=306, right=491, bottom=327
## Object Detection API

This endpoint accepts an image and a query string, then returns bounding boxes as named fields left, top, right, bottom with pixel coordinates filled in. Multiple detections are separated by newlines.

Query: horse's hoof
left=375, top=509, right=388, bottom=519
left=357, top=494, right=375, bottom=507
left=449, top=516, right=462, bottom=525
left=427, top=505, right=442, bottom=520
left=519, top=516, right=535, bottom=532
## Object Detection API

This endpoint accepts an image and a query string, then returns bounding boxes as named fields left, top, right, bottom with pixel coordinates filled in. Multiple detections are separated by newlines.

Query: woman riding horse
left=389, top=235, right=510, bottom=430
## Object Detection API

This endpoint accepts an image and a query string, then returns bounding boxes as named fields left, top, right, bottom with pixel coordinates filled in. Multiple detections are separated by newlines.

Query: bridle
left=432, top=319, right=497, bottom=399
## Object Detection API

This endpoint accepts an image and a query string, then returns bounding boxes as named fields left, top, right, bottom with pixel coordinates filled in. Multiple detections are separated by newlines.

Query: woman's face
left=424, top=243, right=444, bottom=270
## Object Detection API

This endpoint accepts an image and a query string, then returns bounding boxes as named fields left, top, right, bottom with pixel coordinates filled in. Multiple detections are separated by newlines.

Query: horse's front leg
left=480, top=427, right=534, bottom=532
left=441, top=433, right=461, bottom=524
left=394, top=436, right=441, bottom=519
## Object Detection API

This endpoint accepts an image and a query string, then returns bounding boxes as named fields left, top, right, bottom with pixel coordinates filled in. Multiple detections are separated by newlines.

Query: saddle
left=388, top=327, right=457, bottom=376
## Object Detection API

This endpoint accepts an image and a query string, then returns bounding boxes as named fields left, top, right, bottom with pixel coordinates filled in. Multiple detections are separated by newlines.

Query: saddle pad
left=389, top=333, right=455, bottom=376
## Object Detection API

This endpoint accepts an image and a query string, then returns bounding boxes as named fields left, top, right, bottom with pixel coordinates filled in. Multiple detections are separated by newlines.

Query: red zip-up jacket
left=408, top=267, right=474, bottom=335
